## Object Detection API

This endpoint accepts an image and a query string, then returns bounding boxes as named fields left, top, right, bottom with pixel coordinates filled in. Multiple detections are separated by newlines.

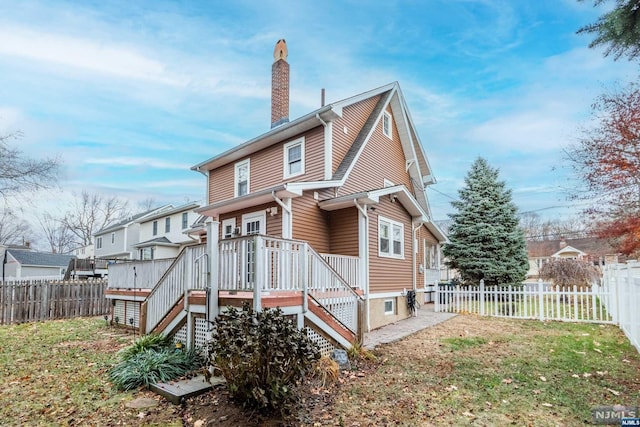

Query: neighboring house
left=526, top=236, right=622, bottom=280
left=134, top=202, right=201, bottom=260
left=93, top=207, right=171, bottom=260
left=2, top=248, right=74, bottom=280
left=71, top=244, right=94, bottom=259
left=191, top=40, right=447, bottom=331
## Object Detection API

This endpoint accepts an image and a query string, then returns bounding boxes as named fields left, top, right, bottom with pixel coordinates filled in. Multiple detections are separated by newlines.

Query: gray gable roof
left=95, top=207, right=169, bottom=235
left=8, top=249, right=74, bottom=268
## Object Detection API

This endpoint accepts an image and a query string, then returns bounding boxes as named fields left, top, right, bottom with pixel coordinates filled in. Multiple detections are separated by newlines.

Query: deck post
left=207, top=221, right=220, bottom=326
left=302, top=242, right=308, bottom=313
left=253, top=235, right=262, bottom=311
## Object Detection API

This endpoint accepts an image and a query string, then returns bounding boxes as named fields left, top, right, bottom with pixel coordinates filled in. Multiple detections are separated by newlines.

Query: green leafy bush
left=208, top=305, right=320, bottom=411
left=109, top=334, right=203, bottom=391
left=116, top=333, right=173, bottom=361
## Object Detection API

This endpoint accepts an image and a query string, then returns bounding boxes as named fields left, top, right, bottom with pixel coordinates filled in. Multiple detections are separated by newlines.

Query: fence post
left=479, top=279, right=485, bottom=316
left=302, top=243, right=308, bottom=314
left=538, top=278, right=544, bottom=321
left=435, top=283, right=440, bottom=312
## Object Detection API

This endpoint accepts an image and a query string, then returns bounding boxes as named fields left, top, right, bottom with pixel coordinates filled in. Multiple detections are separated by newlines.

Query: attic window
left=235, top=159, right=250, bottom=197
left=383, top=111, right=392, bottom=139
left=284, top=137, right=305, bottom=178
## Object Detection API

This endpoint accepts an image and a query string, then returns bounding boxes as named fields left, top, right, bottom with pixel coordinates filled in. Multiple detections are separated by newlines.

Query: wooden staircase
left=139, top=236, right=364, bottom=353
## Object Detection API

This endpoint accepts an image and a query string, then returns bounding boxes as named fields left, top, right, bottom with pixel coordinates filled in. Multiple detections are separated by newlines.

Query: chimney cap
left=273, top=39, right=288, bottom=62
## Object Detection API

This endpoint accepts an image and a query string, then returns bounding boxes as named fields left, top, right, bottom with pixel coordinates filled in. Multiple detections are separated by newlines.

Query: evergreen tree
left=443, top=158, right=529, bottom=286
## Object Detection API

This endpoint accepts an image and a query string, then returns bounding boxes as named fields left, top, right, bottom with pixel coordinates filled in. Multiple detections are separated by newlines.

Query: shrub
left=208, top=305, right=320, bottom=411
left=109, top=334, right=203, bottom=391
left=539, top=258, right=601, bottom=287
left=117, top=333, right=173, bottom=361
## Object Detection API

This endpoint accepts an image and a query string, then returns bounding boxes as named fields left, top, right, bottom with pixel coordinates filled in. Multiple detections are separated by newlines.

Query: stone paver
left=363, top=303, right=456, bottom=349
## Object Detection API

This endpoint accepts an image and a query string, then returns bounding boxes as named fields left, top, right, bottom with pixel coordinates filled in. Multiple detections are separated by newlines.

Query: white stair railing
left=144, top=244, right=206, bottom=333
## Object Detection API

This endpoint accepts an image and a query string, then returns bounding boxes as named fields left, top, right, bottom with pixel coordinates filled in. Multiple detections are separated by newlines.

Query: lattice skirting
left=306, top=327, right=336, bottom=357
left=112, top=300, right=140, bottom=328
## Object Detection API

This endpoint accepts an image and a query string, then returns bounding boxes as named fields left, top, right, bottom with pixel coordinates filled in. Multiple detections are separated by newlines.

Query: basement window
left=384, top=299, right=395, bottom=315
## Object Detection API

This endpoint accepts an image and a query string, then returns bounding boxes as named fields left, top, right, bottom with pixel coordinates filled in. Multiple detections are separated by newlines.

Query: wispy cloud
left=85, top=157, right=192, bottom=170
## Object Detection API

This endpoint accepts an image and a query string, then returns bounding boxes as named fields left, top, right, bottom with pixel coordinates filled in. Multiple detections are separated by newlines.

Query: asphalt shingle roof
left=8, top=249, right=74, bottom=267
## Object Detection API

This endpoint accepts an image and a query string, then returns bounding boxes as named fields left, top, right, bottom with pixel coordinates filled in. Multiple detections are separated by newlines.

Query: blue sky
left=0, top=0, right=636, bottom=224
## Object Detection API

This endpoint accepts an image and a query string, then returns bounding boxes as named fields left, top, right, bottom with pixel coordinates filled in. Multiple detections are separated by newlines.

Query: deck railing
left=219, top=235, right=362, bottom=334
left=144, top=244, right=206, bottom=333
left=320, top=253, right=360, bottom=289
left=107, top=259, right=175, bottom=290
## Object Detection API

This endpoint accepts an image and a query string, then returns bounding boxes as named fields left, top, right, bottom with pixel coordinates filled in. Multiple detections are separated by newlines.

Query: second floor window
left=235, top=159, right=249, bottom=197
left=96, top=237, right=102, bottom=249
left=182, top=212, right=188, bottom=229
left=284, top=138, right=305, bottom=178
left=111, top=232, right=115, bottom=244
left=152, top=220, right=158, bottom=236
left=165, top=217, right=170, bottom=233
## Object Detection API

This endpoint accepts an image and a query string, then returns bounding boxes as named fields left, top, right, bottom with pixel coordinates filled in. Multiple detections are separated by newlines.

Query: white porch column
left=281, top=198, right=292, bottom=239
left=207, top=220, right=220, bottom=323
left=355, top=201, right=370, bottom=332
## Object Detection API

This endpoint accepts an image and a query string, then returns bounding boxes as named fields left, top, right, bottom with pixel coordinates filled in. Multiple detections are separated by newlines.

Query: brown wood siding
left=368, top=198, right=413, bottom=293
left=332, top=96, right=380, bottom=174
left=339, top=105, right=412, bottom=196
left=218, top=202, right=282, bottom=239
left=209, top=162, right=235, bottom=204
left=328, top=208, right=359, bottom=256
left=207, top=126, right=325, bottom=205
left=292, top=193, right=330, bottom=253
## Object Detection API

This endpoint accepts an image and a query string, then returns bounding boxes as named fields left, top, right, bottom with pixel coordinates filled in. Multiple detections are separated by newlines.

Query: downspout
left=412, top=221, right=423, bottom=293
left=316, top=113, right=333, bottom=180
left=354, top=200, right=370, bottom=333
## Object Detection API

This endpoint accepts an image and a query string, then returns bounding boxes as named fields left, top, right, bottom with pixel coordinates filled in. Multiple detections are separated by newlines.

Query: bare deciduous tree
left=0, top=208, right=33, bottom=245
left=39, top=213, right=75, bottom=254
left=520, top=213, right=591, bottom=241
left=61, top=191, right=130, bottom=246
left=0, top=132, right=60, bottom=199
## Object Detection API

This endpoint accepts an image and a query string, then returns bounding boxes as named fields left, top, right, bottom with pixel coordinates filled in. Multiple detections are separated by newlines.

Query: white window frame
left=165, top=217, right=170, bottom=233
left=378, top=216, right=404, bottom=259
left=96, top=237, right=103, bottom=249
left=111, top=232, right=115, bottom=245
left=234, top=159, right=250, bottom=197
left=241, top=211, right=266, bottom=236
left=222, top=218, right=236, bottom=239
left=152, top=220, right=158, bottom=236
left=182, top=212, right=189, bottom=230
left=283, top=137, right=305, bottom=179
left=384, top=298, right=395, bottom=315
left=382, top=111, right=392, bottom=139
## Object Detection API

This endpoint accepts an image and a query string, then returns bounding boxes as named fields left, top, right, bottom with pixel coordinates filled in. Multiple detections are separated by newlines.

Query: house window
left=235, top=159, right=250, bottom=197
left=152, top=220, right=158, bottom=236
left=140, top=247, right=154, bottom=260
left=222, top=218, right=236, bottom=239
left=165, top=217, right=170, bottom=233
left=383, top=111, right=392, bottom=138
left=111, top=232, right=115, bottom=244
left=379, top=216, right=404, bottom=258
left=96, top=237, right=102, bottom=249
left=283, top=137, right=305, bottom=178
left=384, top=299, right=395, bottom=315
left=182, top=212, right=188, bottom=230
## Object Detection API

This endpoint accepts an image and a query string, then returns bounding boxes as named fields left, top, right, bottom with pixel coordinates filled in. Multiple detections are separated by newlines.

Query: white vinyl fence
left=601, top=261, right=640, bottom=353
left=435, top=262, right=640, bottom=353
left=436, top=279, right=613, bottom=323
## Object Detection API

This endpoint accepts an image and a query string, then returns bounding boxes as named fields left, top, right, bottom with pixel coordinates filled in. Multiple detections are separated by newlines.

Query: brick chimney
left=271, top=39, right=289, bottom=128
left=559, top=236, right=567, bottom=249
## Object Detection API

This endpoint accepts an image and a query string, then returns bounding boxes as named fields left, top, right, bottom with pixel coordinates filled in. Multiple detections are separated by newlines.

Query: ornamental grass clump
left=208, top=305, right=320, bottom=411
left=109, top=334, right=203, bottom=391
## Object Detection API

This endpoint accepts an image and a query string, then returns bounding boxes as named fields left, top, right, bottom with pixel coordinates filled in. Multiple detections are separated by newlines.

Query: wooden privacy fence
left=435, top=279, right=613, bottom=324
left=0, top=279, right=110, bottom=325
